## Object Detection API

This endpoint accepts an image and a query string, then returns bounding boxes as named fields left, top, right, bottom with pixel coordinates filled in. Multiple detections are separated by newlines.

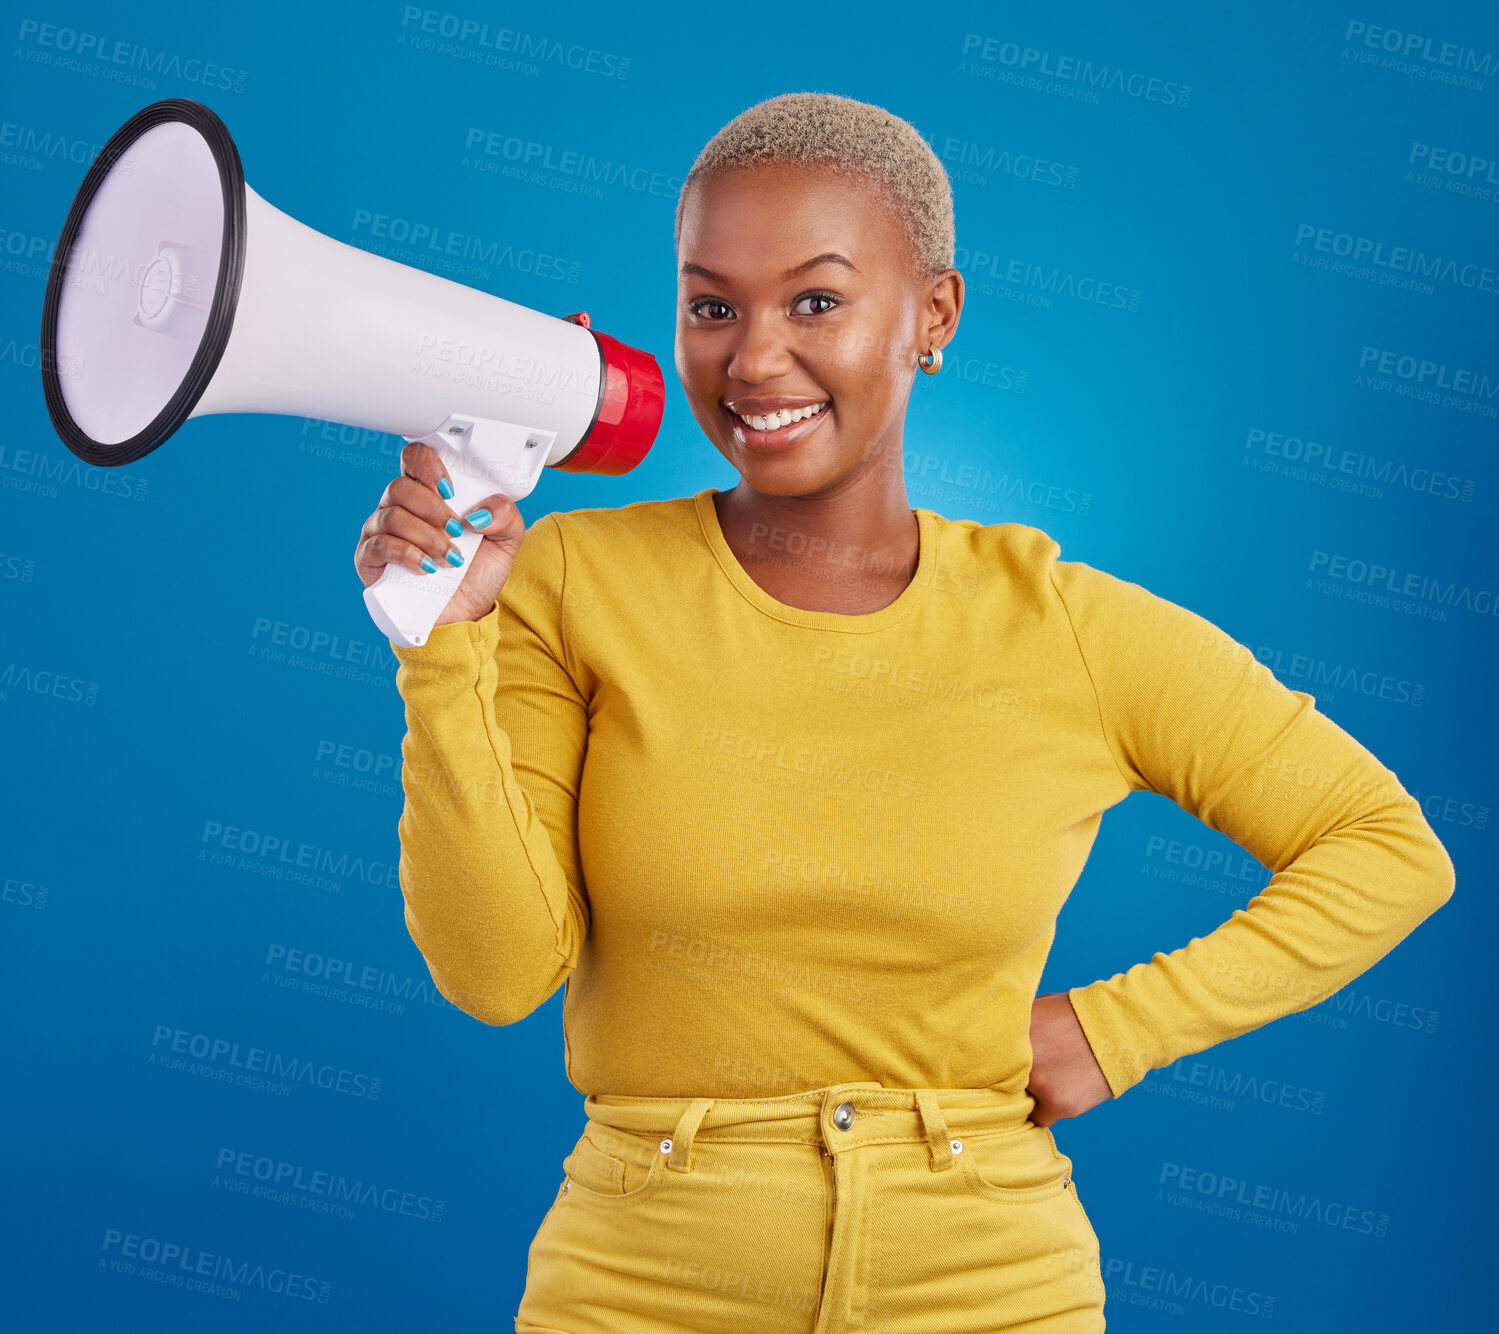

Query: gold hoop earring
left=917, top=345, right=943, bottom=375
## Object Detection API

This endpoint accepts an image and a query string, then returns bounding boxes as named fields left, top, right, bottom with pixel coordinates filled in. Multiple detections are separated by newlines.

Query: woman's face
left=675, top=162, right=960, bottom=498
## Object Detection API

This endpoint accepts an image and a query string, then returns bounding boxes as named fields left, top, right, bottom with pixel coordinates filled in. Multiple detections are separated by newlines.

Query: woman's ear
left=923, top=268, right=964, bottom=352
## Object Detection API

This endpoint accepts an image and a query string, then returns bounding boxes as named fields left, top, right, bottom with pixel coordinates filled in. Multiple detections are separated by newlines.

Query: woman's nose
left=725, top=310, right=795, bottom=384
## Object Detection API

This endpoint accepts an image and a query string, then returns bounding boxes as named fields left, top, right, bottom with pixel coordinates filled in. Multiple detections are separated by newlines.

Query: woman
left=354, top=93, right=1455, bottom=1333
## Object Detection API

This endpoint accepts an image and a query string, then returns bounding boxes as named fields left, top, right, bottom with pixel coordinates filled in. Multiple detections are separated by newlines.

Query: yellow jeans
left=515, top=1081, right=1108, bottom=1332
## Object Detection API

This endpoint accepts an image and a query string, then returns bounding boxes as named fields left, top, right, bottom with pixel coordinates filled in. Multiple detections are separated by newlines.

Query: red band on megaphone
left=555, top=326, right=664, bottom=475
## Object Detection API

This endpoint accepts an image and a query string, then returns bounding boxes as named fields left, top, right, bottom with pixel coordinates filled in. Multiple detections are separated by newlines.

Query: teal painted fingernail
left=465, top=508, right=491, bottom=529
left=445, top=547, right=464, bottom=567
left=445, top=518, right=463, bottom=537
left=437, top=478, right=454, bottom=499
left=421, top=557, right=437, bottom=574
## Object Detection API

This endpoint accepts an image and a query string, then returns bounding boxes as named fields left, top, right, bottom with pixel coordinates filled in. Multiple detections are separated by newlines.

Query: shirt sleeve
left=1050, top=556, right=1456, bottom=1099
left=388, top=510, right=590, bottom=1026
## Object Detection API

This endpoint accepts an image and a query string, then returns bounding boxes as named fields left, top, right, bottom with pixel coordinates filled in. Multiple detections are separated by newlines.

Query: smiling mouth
left=731, top=402, right=829, bottom=432
left=722, top=400, right=832, bottom=448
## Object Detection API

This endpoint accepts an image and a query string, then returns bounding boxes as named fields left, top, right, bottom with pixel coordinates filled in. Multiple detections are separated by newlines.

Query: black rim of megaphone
left=39, top=98, right=247, bottom=468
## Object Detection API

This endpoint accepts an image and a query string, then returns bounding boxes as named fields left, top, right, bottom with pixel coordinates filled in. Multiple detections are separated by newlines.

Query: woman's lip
left=723, top=403, right=832, bottom=452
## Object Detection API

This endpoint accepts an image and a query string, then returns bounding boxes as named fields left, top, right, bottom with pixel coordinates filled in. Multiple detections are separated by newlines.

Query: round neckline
left=692, top=487, right=936, bottom=633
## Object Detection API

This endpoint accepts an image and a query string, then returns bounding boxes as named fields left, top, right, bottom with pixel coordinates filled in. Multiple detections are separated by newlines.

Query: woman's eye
left=689, top=298, right=734, bottom=320
left=792, top=292, right=839, bottom=316
left=688, top=292, right=839, bottom=319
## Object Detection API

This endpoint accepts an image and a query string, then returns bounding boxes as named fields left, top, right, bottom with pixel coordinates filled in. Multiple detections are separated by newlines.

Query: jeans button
left=832, top=1101, right=857, bottom=1130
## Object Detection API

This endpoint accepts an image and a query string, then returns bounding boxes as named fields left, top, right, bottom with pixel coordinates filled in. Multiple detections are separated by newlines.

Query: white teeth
left=733, top=402, right=827, bottom=431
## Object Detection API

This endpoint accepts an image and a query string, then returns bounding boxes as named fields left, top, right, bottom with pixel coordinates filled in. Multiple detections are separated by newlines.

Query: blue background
left=2, top=1, right=1494, bottom=1329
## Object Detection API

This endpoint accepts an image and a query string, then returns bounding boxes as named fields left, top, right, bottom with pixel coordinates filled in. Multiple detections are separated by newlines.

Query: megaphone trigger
left=363, top=412, right=557, bottom=648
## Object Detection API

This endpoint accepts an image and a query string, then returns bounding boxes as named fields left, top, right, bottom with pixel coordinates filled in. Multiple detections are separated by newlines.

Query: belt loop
left=665, top=1098, right=715, bottom=1174
left=913, top=1091, right=957, bottom=1172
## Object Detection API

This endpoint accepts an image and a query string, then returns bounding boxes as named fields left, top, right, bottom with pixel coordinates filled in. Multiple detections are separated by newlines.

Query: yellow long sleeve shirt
left=389, top=488, right=1455, bottom=1104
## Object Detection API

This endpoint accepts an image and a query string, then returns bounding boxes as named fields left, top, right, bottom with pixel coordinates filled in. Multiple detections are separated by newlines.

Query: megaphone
left=38, top=98, right=665, bottom=647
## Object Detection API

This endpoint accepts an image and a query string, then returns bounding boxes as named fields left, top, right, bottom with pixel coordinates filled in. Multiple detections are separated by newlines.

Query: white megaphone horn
left=39, top=97, right=665, bottom=647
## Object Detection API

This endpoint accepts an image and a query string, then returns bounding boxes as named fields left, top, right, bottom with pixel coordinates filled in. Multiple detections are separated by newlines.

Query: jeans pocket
left=561, top=1123, right=669, bottom=1206
left=1067, top=1175, right=1103, bottom=1235
left=957, top=1122, right=1072, bottom=1203
left=1063, top=1178, right=1102, bottom=1250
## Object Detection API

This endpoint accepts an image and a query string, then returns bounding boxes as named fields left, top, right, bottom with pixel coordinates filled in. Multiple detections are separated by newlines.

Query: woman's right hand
left=353, top=440, right=529, bottom=628
left=1026, top=991, right=1114, bottom=1126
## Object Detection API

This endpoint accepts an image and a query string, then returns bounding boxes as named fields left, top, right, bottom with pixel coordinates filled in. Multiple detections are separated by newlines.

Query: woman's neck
left=712, top=474, right=920, bottom=616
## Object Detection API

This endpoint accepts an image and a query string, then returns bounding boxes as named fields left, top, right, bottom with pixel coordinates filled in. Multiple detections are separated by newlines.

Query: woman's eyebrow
left=679, top=252, right=860, bottom=284
left=785, top=252, right=858, bottom=278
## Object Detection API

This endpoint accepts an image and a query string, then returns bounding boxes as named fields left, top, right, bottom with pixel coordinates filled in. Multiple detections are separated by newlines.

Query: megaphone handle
left=364, top=413, right=554, bottom=648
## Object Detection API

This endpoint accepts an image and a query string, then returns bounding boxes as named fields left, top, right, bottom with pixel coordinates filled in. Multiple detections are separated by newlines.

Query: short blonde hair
left=674, top=91, right=956, bottom=281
